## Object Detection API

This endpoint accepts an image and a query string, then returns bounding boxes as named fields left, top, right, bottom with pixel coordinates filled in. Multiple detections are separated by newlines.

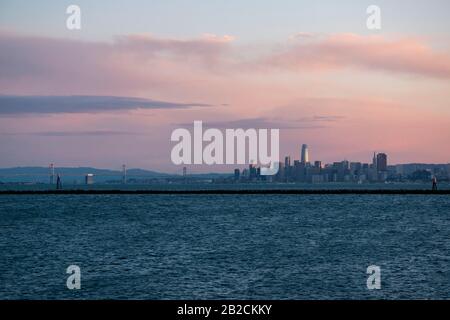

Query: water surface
left=0, top=194, right=449, bottom=299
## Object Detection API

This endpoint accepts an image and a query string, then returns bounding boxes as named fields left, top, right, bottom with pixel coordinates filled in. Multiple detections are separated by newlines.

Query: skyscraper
left=122, top=164, right=127, bottom=184
left=284, top=156, right=291, bottom=168
left=49, top=163, right=55, bottom=185
left=371, top=152, right=378, bottom=182
left=284, top=156, right=291, bottom=181
left=85, top=173, right=94, bottom=185
left=372, top=152, right=377, bottom=170
left=301, top=144, right=309, bottom=164
left=376, top=153, right=388, bottom=172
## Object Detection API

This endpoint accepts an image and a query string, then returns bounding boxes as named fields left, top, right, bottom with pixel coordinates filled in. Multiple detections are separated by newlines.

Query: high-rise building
left=85, top=173, right=94, bottom=185
left=122, top=164, right=127, bottom=184
left=301, top=144, right=309, bottom=164
left=275, top=162, right=284, bottom=182
left=249, top=164, right=257, bottom=179
left=284, top=156, right=291, bottom=168
left=350, top=162, right=362, bottom=173
left=372, top=152, right=377, bottom=171
left=314, top=161, right=322, bottom=169
left=376, top=153, right=388, bottom=172
left=284, top=156, right=292, bottom=181
left=293, top=160, right=305, bottom=182
left=49, top=163, right=55, bottom=185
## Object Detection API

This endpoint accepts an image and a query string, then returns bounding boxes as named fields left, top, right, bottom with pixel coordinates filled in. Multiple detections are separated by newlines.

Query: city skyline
left=231, top=148, right=450, bottom=184
left=2, top=139, right=449, bottom=175
left=1, top=146, right=448, bottom=174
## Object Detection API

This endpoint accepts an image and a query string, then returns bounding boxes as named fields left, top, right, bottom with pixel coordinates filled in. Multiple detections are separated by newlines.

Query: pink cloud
left=1, top=32, right=449, bottom=167
left=268, top=33, right=450, bottom=78
left=114, top=33, right=234, bottom=64
left=1, top=31, right=449, bottom=99
left=0, top=32, right=234, bottom=96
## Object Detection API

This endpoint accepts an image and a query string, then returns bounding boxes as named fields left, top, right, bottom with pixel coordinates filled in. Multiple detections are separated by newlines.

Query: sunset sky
left=1, top=0, right=449, bottom=172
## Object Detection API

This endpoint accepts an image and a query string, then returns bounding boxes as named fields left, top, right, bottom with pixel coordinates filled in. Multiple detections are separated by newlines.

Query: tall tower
left=284, top=156, right=291, bottom=168
left=372, top=152, right=377, bottom=171
left=49, top=163, right=55, bottom=185
left=371, top=152, right=378, bottom=182
left=376, top=153, right=387, bottom=172
left=301, top=144, right=309, bottom=164
left=122, top=164, right=127, bottom=184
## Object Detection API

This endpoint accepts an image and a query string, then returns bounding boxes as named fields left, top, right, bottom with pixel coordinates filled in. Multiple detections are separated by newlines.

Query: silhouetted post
left=432, top=176, right=438, bottom=191
left=56, top=174, right=62, bottom=190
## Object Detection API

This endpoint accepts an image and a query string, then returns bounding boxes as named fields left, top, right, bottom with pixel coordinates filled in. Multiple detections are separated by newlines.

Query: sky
left=0, top=0, right=450, bottom=172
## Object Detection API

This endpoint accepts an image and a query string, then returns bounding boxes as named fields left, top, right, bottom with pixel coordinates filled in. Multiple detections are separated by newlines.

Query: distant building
left=372, top=152, right=377, bottom=171
left=85, top=173, right=94, bottom=185
left=293, top=160, right=305, bottom=182
left=350, top=162, right=362, bottom=173
left=49, top=163, right=55, bottom=185
left=275, top=162, right=284, bottom=182
left=122, top=164, right=127, bottom=184
left=376, top=153, right=388, bottom=172
left=301, top=144, right=309, bottom=164
left=284, top=156, right=291, bottom=168
left=241, top=168, right=249, bottom=179
left=284, top=156, right=291, bottom=181
left=234, top=169, right=240, bottom=181
left=395, top=164, right=404, bottom=175
left=335, top=160, right=350, bottom=182
left=311, top=174, right=324, bottom=183
left=226, top=145, right=412, bottom=184
left=371, top=152, right=378, bottom=181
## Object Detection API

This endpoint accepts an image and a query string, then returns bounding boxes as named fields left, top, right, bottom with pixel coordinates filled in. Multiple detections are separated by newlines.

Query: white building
left=85, top=173, right=94, bottom=185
